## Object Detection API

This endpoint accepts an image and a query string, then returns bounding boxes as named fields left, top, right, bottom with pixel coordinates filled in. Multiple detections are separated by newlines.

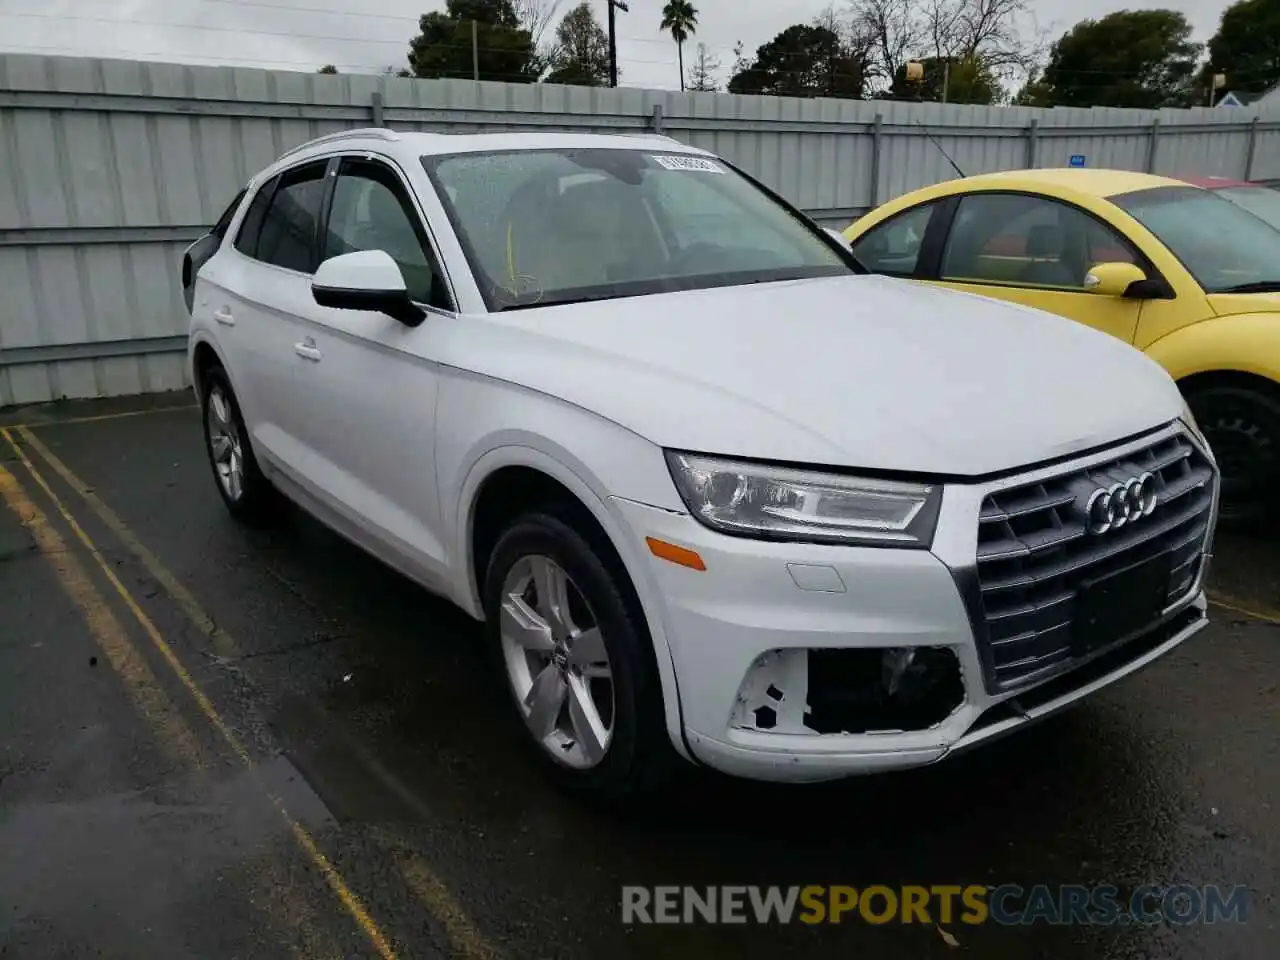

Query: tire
left=482, top=509, right=678, bottom=798
left=1186, top=382, right=1280, bottom=529
left=199, top=363, right=278, bottom=525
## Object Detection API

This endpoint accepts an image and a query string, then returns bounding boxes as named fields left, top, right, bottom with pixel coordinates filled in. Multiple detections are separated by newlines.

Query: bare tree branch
left=848, top=0, right=920, bottom=85
left=514, top=0, right=564, bottom=48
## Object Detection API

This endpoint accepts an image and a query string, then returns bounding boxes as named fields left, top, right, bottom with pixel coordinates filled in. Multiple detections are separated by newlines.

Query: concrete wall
left=4, top=52, right=1280, bottom=406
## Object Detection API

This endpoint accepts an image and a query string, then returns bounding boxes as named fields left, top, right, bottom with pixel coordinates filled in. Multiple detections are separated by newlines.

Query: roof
left=276, top=128, right=703, bottom=164
left=945, top=168, right=1187, bottom=198
left=1216, top=90, right=1258, bottom=106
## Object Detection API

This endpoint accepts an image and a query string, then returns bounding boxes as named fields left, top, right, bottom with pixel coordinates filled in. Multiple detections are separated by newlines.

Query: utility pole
left=941, top=59, right=950, bottom=103
left=472, top=19, right=479, bottom=81
left=607, top=0, right=629, bottom=88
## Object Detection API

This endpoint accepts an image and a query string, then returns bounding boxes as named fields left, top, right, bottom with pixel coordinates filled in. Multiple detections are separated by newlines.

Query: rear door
left=197, top=158, right=333, bottom=476
left=183, top=186, right=246, bottom=314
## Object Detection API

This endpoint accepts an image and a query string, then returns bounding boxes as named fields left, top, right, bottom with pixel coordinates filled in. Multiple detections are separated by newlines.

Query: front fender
left=1144, top=313, right=1280, bottom=385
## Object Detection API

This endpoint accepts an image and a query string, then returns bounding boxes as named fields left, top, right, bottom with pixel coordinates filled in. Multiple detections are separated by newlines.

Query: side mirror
left=1083, top=262, right=1152, bottom=298
left=312, top=250, right=425, bottom=327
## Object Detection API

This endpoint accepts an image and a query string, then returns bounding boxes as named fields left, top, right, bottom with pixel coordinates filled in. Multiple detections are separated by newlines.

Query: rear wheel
left=1186, top=381, right=1280, bottom=528
left=200, top=364, right=277, bottom=524
left=483, top=510, right=677, bottom=797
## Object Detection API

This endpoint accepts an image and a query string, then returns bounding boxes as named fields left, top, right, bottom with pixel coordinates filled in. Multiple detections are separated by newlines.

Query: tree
left=687, top=42, right=721, bottom=91
left=1206, top=0, right=1280, bottom=98
left=513, top=0, right=563, bottom=49
left=728, top=23, right=869, bottom=99
left=852, top=0, right=1034, bottom=95
left=852, top=0, right=918, bottom=90
left=408, top=0, right=538, bottom=83
left=544, top=1, right=610, bottom=86
left=660, top=0, right=699, bottom=91
left=891, top=53, right=1000, bottom=102
left=317, top=64, right=339, bottom=74
left=1028, top=10, right=1201, bottom=108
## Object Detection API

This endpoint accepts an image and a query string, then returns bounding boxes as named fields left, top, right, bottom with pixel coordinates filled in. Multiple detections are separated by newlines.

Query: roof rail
left=277, top=127, right=401, bottom=162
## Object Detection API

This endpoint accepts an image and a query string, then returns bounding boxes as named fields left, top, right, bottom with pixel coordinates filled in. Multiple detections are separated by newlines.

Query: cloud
left=0, top=0, right=1235, bottom=88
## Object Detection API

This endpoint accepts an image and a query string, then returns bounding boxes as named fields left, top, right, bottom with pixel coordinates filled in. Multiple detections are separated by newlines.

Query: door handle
left=295, top=339, right=322, bottom=362
left=213, top=307, right=235, bottom=326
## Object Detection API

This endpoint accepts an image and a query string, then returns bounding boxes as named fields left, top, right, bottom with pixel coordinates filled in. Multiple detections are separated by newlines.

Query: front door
left=929, top=192, right=1146, bottom=345
left=289, top=154, right=457, bottom=584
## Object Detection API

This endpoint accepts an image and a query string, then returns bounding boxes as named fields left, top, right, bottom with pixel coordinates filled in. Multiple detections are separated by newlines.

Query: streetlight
left=608, top=0, right=629, bottom=89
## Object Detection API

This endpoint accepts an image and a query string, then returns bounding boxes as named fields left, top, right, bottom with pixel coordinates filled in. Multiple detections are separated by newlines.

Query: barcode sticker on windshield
left=651, top=155, right=724, bottom=174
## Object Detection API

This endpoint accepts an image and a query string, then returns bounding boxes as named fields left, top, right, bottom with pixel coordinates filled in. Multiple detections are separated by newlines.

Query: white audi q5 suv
left=183, top=128, right=1218, bottom=794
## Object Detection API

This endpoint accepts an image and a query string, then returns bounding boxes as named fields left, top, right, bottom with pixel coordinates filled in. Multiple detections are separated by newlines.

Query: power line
left=0, top=9, right=686, bottom=68
left=0, top=41, right=377, bottom=71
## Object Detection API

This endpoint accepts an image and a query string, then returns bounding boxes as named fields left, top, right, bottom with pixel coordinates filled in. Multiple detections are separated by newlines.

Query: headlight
left=1180, top=399, right=1208, bottom=440
left=1179, top=399, right=1215, bottom=461
left=664, top=451, right=942, bottom=547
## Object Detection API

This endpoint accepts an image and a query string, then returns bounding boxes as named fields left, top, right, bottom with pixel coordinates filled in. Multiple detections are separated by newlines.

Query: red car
left=1178, top=175, right=1280, bottom=230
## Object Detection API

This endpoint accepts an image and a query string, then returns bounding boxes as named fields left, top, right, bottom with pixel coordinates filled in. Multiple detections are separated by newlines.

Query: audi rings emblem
left=1085, top=472, right=1157, bottom=534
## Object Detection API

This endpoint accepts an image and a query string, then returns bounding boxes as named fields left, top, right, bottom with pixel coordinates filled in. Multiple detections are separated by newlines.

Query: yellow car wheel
left=1184, top=377, right=1280, bottom=528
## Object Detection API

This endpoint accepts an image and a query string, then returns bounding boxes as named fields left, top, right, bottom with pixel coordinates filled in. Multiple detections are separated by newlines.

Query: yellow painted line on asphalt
left=13, top=424, right=504, bottom=960
left=1, top=427, right=397, bottom=960
left=18, top=425, right=239, bottom=662
left=0, top=460, right=207, bottom=770
left=1208, top=592, right=1280, bottom=626
left=383, top=839, right=504, bottom=960
left=5, top=404, right=199, bottom=431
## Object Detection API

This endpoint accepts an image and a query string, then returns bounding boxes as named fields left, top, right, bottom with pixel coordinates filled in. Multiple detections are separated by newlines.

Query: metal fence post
left=1146, top=117, right=1161, bottom=173
left=371, top=91, right=384, bottom=127
left=1245, top=116, right=1260, bottom=181
left=869, top=113, right=883, bottom=208
left=1025, top=118, right=1039, bottom=168
left=650, top=103, right=664, bottom=135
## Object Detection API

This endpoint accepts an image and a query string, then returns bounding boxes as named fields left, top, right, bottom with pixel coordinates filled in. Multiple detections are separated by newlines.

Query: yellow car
left=843, top=168, right=1280, bottom=526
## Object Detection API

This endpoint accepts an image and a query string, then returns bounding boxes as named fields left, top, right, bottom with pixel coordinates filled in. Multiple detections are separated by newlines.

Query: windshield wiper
left=1216, top=280, right=1280, bottom=293
left=498, top=292, right=627, bottom=311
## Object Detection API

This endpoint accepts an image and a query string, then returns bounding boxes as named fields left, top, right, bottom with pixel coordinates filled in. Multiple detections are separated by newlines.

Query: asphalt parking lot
left=1, top=392, right=1277, bottom=959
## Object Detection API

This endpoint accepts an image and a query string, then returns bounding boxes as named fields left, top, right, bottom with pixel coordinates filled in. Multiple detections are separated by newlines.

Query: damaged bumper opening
left=731, top=646, right=966, bottom=736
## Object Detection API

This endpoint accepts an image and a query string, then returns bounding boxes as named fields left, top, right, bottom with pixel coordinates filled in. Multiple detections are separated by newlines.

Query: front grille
left=973, top=431, right=1215, bottom=690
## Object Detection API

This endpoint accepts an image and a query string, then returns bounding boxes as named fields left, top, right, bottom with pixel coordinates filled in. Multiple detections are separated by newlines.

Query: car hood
left=1208, top=292, right=1280, bottom=315
left=457, top=275, right=1183, bottom=477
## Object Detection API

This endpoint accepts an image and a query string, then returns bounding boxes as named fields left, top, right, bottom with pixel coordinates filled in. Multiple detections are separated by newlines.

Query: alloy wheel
left=498, top=555, right=614, bottom=769
left=206, top=386, right=245, bottom=503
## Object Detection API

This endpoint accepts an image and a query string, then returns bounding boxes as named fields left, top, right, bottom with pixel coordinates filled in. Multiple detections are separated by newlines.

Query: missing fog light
left=805, top=646, right=964, bottom=734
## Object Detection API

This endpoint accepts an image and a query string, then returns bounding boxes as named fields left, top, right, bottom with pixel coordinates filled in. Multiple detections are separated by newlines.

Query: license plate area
left=1072, top=552, right=1172, bottom=655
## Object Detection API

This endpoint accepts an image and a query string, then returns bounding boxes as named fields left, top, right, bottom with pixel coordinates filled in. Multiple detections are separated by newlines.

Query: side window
left=234, top=179, right=275, bottom=257
left=211, top=187, right=247, bottom=241
left=850, top=202, right=936, bottom=275
left=255, top=162, right=329, bottom=274
left=941, top=194, right=1138, bottom=290
left=323, top=158, right=450, bottom=309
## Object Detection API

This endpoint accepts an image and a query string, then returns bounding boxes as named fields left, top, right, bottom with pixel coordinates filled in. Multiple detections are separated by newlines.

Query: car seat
left=1020, top=224, right=1080, bottom=287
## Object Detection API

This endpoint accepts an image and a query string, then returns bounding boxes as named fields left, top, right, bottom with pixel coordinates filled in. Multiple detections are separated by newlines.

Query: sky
left=0, top=0, right=1239, bottom=90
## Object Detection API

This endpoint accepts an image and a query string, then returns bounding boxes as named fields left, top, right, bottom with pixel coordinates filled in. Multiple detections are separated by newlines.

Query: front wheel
left=1186, top=382, right=1280, bottom=528
left=482, top=510, right=676, bottom=796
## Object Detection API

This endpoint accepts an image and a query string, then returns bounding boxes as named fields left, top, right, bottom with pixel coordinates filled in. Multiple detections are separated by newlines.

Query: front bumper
left=614, top=424, right=1216, bottom=783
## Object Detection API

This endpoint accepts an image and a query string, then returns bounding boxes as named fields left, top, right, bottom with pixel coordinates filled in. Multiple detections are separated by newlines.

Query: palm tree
left=660, top=0, right=698, bottom=91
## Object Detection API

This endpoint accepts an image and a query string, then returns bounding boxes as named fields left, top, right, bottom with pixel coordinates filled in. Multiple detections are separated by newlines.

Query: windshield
left=422, top=148, right=855, bottom=310
left=1213, top=185, right=1280, bottom=232
left=1111, top=185, right=1280, bottom=293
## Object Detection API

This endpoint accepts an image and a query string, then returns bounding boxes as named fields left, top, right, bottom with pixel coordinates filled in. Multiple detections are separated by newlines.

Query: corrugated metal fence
left=4, top=51, right=1280, bottom=406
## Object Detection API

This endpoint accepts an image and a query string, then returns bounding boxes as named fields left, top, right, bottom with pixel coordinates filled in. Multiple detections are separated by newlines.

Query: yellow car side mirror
left=1084, top=262, right=1149, bottom=298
